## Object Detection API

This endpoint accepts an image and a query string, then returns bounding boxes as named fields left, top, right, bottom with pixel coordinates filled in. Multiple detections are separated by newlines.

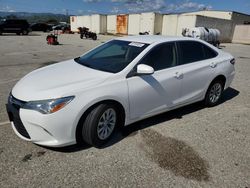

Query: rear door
left=176, top=41, right=218, bottom=104
left=127, top=42, right=183, bottom=120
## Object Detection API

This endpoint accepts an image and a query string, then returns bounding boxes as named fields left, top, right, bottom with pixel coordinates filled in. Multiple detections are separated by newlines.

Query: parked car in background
left=30, top=23, right=52, bottom=32
left=6, top=36, right=235, bottom=148
left=0, top=19, right=30, bottom=35
left=52, top=23, right=69, bottom=30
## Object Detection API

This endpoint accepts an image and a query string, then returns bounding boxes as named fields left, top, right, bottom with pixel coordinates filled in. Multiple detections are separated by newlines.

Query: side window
left=178, top=41, right=218, bottom=65
left=178, top=41, right=205, bottom=65
left=140, top=43, right=177, bottom=71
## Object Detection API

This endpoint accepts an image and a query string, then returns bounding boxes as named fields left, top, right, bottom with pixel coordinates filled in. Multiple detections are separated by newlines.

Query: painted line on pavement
left=0, top=121, right=10, bottom=126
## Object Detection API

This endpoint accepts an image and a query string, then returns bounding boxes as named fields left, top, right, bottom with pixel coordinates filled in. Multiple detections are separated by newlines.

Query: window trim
left=176, top=40, right=218, bottom=66
left=126, top=41, right=179, bottom=78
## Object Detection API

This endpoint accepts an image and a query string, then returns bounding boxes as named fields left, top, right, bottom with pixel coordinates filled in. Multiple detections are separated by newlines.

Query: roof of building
left=175, top=10, right=250, bottom=17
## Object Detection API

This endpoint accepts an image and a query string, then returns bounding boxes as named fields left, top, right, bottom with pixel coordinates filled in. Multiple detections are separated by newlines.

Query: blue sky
left=0, top=0, right=249, bottom=15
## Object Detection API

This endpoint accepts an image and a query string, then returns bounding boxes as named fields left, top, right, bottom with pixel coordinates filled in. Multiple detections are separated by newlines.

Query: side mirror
left=137, top=64, right=154, bottom=75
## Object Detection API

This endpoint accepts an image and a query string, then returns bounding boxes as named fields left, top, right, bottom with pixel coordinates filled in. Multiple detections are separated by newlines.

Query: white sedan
left=6, top=35, right=235, bottom=147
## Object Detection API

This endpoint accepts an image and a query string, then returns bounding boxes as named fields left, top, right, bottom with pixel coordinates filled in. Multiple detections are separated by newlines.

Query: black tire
left=92, top=35, right=97, bottom=40
left=16, top=32, right=20, bottom=35
left=80, top=103, right=120, bottom=147
left=204, top=80, right=224, bottom=107
left=22, top=30, right=28, bottom=35
left=0, top=30, right=2, bottom=35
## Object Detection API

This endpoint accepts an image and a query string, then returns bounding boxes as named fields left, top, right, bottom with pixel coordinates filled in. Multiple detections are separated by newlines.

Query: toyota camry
left=6, top=35, right=235, bottom=147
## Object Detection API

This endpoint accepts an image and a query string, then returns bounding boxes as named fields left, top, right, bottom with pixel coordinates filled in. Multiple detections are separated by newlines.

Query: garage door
left=117, top=15, right=128, bottom=35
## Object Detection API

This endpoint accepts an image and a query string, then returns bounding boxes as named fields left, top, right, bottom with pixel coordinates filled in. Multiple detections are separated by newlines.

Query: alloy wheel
left=97, top=108, right=116, bottom=140
left=209, top=83, right=222, bottom=103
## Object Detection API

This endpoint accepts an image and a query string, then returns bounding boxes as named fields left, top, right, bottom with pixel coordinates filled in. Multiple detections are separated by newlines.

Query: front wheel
left=80, top=103, right=119, bottom=147
left=204, top=80, right=224, bottom=107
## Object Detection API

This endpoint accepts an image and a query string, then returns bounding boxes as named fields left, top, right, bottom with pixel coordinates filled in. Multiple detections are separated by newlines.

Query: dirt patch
left=21, top=151, right=46, bottom=162
left=22, top=154, right=32, bottom=162
left=140, top=129, right=210, bottom=182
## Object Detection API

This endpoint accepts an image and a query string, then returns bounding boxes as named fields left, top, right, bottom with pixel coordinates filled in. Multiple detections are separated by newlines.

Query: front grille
left=6, top=94, right=30, bottom=139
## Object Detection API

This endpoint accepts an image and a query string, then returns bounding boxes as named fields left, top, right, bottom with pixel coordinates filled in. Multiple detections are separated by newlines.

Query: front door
left=127, top=42, right=182, bottom=120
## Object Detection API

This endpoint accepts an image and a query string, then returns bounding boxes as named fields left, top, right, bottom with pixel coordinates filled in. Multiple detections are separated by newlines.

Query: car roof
left=115, top=35, right=197, bottom=44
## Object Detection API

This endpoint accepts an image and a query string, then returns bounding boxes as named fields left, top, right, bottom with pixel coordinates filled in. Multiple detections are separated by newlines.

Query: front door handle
left=174, top=72, right=183, bottom=79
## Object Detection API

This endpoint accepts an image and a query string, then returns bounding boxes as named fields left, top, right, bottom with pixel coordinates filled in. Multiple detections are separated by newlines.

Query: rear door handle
left=210, top=62, right=217, bottom=68
left=174, top=72, right=183, bottom=79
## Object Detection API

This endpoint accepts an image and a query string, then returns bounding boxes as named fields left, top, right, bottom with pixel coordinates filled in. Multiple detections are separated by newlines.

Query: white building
left=70, top=10, right=250, bottom=42
left=162, top=11, right=250, bottom=42
left=70, top=14, right=107, bottom=34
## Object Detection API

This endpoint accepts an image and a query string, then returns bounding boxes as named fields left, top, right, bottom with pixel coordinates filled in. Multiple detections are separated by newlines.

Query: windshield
left=75, top=40, right=149, bottom=73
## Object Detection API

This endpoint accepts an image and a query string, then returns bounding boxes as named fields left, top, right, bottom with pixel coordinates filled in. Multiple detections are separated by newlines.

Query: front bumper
left=6, top=94, right=77, bottom=147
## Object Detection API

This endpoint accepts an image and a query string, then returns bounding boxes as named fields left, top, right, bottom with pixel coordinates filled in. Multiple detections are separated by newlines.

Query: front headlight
left=23, top=96, right=75, bottom=114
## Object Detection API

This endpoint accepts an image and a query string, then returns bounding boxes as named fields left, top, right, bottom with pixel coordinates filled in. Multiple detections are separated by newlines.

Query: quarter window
left=203, top=44, right=218, bottom=59
left=178, top=41, right=217, bottom=65
left=140, top=43, right=177, bottom=71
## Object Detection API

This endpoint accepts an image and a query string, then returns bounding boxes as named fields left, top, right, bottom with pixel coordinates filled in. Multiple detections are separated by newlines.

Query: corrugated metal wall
left=140, top=13, right=155, bottom=34
left=233, top=25, right=250, bottom=44
left=91, top=14, right=107, bottom=34
left=107, top=15, right=116, bottom=34
left=128, top=14, right=141, bottom=35
left=195, top=15, right=234, bottom=42
left=70, top=15, right=107, bottom=34
left=71, top=11, right=248, bottom=42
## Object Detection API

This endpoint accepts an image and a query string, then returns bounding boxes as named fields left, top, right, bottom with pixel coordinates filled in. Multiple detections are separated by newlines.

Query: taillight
left=230, top=58, right=235, bottom=65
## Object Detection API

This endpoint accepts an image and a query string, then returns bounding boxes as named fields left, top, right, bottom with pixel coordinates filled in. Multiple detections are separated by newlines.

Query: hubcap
left=209, top=83, right=222, bottom=103
left=97, top=108, right=116, bottom=140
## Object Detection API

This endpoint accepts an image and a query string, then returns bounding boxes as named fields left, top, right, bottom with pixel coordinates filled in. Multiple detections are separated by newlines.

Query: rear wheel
left=204, top=80, right=224, bottom=107
left=80, top=103, right=119, bottom=147
left=22, top=30, right=28, bottom=35
left=92, top=35, right=97, bottom=40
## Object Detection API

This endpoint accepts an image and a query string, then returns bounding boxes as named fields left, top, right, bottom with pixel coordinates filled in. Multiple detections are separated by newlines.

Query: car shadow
left=47, top=87, right=239, bottom=153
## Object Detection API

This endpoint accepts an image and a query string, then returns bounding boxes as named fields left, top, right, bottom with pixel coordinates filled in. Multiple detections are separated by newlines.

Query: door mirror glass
left=137, top=64, right=154, bottom=75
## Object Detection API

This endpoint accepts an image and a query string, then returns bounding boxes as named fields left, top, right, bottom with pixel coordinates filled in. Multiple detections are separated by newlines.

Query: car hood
left=12, top=59, right=112, bottom=101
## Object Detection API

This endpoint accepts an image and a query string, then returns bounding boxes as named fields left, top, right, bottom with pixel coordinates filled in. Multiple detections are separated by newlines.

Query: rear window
left=178, top=41, right=217, bottom=65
